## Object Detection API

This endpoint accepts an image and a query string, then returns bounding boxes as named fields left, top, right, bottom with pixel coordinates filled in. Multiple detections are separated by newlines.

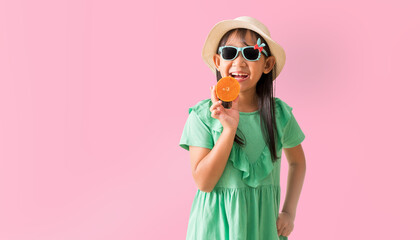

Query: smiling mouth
left=229, top=73, right=249, bottom=81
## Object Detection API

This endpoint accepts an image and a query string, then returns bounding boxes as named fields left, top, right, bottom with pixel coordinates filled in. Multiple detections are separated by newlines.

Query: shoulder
left=188, top=98, right=212, bottom=114
left=274, top=97, right=293, bottom=114
left=274, top=97, right=294, bottom=127
left=187, top=98, right=222, bottom=132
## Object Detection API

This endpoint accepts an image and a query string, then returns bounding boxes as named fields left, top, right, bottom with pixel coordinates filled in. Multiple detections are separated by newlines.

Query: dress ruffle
left=230, top=144, right=274, bottom=188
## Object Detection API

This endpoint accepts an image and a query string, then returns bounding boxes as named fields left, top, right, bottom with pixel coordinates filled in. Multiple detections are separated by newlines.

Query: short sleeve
left=179, top=110, right=214, bottom=151
left=281, top=112, right=306, bottom=148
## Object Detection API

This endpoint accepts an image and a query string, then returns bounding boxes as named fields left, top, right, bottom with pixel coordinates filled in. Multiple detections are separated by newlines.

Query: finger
left=211, top=109, right=219, bottom=119
left=284, top=225, right=293, bottom=236
left=209, top=100, right=222, bottom=112
left=281, top=224, right=291, bottom=236
left=283, top=228, right=291, bottom=237
left=211, top=105, right=223, bottom=117
left=278, top=225, right=285, bottom=236
left=210, top=85, right=219, bottom=104
left=281, top=227, right=290, bottom=237
left=210, top=85, right=216, bottom=103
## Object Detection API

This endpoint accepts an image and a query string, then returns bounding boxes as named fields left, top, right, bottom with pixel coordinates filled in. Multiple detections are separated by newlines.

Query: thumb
left=231, top=96, right=239, bottom=110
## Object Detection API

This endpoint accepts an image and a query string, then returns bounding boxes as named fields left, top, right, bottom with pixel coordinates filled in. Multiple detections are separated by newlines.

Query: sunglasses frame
left=218, top=45, right=269, bottom=62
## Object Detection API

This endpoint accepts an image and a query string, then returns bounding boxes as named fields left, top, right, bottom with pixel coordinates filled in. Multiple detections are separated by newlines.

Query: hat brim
left=202, top=19, right=286, bottom=80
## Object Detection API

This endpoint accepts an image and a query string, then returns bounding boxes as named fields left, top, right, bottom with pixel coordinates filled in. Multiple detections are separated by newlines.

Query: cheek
left=220, top=62, right=232, bottom=71
left=250, top=63, right=264, bottom=73
left=220, top=60, right=232, bottom=66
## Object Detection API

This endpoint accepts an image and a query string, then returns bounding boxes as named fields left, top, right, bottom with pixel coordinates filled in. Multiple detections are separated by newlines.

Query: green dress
left=179, top=97, right=305, bottom=240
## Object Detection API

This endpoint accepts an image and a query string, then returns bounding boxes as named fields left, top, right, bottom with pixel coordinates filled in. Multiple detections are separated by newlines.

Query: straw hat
left=202, top=16, right=286, bottom=80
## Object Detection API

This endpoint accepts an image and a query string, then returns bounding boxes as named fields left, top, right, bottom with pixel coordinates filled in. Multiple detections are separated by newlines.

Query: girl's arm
left=281, top=143, right=306, bottom=221
left=189, top=127, right=237, bottom=192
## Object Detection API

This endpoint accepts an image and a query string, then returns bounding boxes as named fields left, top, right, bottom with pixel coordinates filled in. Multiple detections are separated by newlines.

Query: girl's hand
left=276, top=211, right=294, bottom=237
left=209, top=85, right=239, bottom=131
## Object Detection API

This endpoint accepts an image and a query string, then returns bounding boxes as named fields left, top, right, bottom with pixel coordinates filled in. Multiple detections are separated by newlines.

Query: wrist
left=223, top=126, right=237, bottom=134
left=280, top=211, right=296, bottom=221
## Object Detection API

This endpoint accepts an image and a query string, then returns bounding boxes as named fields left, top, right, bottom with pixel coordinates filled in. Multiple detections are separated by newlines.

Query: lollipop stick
left=222, top=100, right=232, bottom=109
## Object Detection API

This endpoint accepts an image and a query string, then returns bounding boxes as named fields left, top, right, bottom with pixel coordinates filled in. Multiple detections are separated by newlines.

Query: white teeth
left=231, top=73, right=248, bottom=77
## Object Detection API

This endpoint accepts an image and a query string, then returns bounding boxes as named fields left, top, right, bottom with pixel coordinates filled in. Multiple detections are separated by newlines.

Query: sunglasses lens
left=243, top=47, right=260, bottom=60
left=221, top=47, right=237, bottom=60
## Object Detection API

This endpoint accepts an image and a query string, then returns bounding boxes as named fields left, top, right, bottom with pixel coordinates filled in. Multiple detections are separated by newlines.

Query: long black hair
left=215, top=28, right=280, bottom=163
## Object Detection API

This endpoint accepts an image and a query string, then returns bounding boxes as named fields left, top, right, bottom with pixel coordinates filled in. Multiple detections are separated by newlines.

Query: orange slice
left=216, top=76, right=240, bottom=102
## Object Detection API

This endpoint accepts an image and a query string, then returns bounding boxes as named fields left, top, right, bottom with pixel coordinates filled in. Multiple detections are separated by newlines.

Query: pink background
left=1, top=0, right=419, bottom=239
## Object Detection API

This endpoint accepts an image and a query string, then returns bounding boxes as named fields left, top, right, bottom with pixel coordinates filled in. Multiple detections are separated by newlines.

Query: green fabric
left=179, top=110, right=214, bottom=151
left=236, top=110, right=266, bottom=164
left=179, top=97, right=305, bottom=240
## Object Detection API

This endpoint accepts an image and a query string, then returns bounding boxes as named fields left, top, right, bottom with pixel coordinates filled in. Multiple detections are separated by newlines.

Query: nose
left=233, top=51, right=246, bottom=66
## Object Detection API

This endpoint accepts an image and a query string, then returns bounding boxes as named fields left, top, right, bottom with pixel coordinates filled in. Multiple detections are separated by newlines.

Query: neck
left=238, top=87, right=259, bottom=112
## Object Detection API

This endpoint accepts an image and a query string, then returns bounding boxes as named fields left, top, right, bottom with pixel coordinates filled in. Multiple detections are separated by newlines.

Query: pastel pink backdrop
left=1, top=0, right=419, bottom=239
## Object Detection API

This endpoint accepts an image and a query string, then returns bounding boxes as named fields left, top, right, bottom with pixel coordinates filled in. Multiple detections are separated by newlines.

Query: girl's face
left=213, top=30, right=276, bottom=92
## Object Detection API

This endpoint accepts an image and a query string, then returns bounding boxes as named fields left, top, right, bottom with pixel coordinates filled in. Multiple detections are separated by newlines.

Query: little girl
left=179, top=16, right=306, bottom=240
